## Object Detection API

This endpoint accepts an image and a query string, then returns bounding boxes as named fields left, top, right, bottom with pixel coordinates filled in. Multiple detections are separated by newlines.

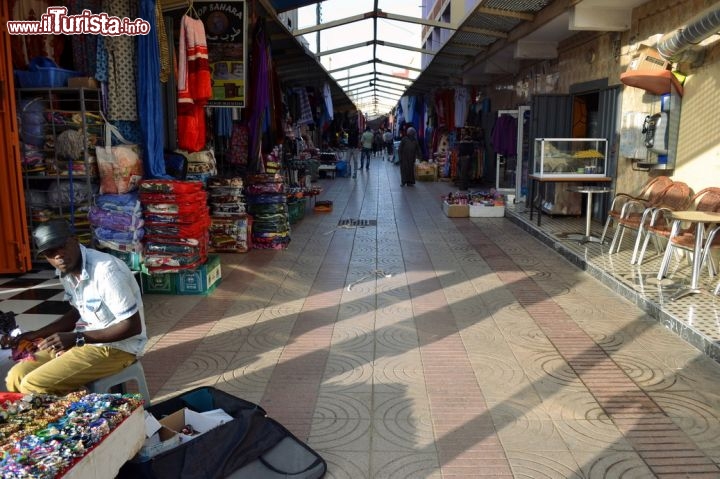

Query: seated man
left=6, top=219, right=147, bottom=395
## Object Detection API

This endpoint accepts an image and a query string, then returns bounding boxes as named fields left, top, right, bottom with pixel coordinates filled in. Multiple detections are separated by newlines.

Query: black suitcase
left=118, top=387, right=326, bottom=479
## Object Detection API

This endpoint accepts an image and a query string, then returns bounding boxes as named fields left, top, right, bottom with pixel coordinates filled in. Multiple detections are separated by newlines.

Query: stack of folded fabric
left=245, top=174, right=290, bottom=250
left=207, top=177, right=250, bottom=253
left=138, top=180, right=210, bottom=273
left=89, top=192, right=144, bottom=270
left=179, top=149, right=217, bottom=186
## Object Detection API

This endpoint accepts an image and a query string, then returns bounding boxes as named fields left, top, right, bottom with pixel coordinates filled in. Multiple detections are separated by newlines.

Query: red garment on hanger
left=435, top=90, right=455, bottom=130
left=177, top=14, right=211, bottom=152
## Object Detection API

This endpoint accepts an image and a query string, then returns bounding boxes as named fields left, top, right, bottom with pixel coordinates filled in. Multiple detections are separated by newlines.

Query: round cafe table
left=561, top=186, right=612, bottom=243
left=660, top=210, right=720, bottom=301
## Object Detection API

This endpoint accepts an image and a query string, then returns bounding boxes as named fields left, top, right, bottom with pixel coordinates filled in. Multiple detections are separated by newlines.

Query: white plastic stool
left=87, top=361, right=151, bottom=406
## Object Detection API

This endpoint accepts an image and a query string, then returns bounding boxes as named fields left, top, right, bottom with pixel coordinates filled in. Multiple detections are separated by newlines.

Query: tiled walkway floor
left=3, top=158, right=720, bottom=478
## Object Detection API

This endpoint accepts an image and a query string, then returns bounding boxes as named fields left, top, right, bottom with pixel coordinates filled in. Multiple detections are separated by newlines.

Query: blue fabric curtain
left=248, top=20, right=271, bottom=172
left=137, top=0, right=169, bottom=179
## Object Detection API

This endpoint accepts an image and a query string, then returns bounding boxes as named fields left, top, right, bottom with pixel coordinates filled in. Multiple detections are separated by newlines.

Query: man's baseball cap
left=32, top=219, right=73, bottom=254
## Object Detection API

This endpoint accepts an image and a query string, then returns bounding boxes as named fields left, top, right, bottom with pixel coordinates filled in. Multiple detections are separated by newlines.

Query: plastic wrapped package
left=144, top=253, right=203, bottom=269
left=139, top=180, right=204, bottom=194
left=95, top=193, right=142, bottom=215
left=246, top=183, right=284, bottom=195
left=89, top=206, right=144, bottom=231
left=140, top=190, right=207, bottom=207
left=46, top=180, right=97, bottom=206
left=19, top=98, right=47, bottom=146
left=93, top=226, right=144, bottom=243
left=26, top=189, right=48, bottom=207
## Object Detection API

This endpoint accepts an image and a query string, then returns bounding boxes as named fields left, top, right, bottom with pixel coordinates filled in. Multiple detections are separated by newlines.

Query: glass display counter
left=533, top=138, right=608, bottom=178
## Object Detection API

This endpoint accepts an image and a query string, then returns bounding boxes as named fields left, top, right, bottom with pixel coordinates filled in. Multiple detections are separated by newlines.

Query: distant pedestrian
left=457, top=132, right=474, bottom=190
left=383, top=129, right=394, bottom=161
left=360, top=127, right=374, bottom=170
left=399, top=127, right=421, bottom=186
left=347, top=126, right=360, bottom=178
left=373, top=129, right=383, bottom=157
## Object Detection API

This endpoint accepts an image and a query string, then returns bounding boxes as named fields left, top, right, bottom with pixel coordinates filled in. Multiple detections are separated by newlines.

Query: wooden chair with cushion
left=600, top=176, right=673, bottom=243
left=608, top=181, right=692, bottom=264
left=655, top=187, right=720, bottom=280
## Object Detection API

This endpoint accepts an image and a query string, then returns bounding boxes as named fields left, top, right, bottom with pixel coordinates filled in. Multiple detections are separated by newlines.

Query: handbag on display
left=97, top=122, right=144, bottom=195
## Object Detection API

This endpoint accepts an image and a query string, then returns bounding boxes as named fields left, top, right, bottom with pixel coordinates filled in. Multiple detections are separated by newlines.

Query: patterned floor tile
left=6, top=162, right=720, bottom=477
left=570, top=450, right=654, bottom=479
left=369, top=452, right=441, bottom=479
left=307, top=417, right=371, bottom=451
left=319, top=451, right=370, bottom=479
left=0, top=299, right=44, bottom=315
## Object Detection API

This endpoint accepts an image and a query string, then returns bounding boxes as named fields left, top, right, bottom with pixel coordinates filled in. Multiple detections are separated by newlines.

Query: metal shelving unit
left=16, top=87, right=102, bottom=259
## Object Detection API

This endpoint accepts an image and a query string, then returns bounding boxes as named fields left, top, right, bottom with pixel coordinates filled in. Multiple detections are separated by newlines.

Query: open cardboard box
left=138, top=407, right=233, bottom=458
left=162, top=407, right=233, bottom=441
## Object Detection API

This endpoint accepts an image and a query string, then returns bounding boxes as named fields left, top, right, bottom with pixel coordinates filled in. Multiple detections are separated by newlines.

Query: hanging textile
left=10, top=0, right=65, bottom=69
left=454, top=87, right=469, bottom=128
left=137, top=0, right=169, bottom=179
left=227, top=123, right=248, bottom=166
left=69, top=0, right=101, bottom=76
left=103, top=0, right=137, bottom=121
left=293, top=88, right=313, bottom=125
left=156, top=0, right=170, bottom=83
left=307, top=87, right=320, bottom=125
left=214, top=108, right=233, bottom=139
left=247, top=18, right=271, bottom=173
left=434, top=90, right=446, bottom=129
left=323, top=82, right=334, bottom=121
left=271, top=65, right=285, bottom=145
left=95, top=35, right=108, bottom=82
left=400, top=97, right=411, bottom=124
left=177, top=14, right=212, bottom=152
left=433, top=90, right=452, bottom=130
left=491, top=115, right=518, bottom=157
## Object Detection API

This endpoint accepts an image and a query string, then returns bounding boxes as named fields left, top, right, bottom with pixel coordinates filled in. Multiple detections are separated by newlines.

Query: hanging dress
left=177, top=14, right=212, bottom=152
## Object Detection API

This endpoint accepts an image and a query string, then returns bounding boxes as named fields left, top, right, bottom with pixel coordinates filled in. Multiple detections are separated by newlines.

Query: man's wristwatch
left=75, top=332, right=86, bottom=347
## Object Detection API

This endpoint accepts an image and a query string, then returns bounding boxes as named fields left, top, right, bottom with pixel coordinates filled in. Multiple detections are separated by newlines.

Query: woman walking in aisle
left=399, top=127, right=421, bottom=187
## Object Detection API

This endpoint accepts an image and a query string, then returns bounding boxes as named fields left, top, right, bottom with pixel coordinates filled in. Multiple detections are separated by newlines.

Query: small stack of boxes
left=245, top=174, right=290, bottom=250
left=468, top=190, right=505, bottom=218
left=207, top=177, right=250, bottom=253
left=442, top=192, right=470, bottom=218
left=138, top=180, right=220, bottom=294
